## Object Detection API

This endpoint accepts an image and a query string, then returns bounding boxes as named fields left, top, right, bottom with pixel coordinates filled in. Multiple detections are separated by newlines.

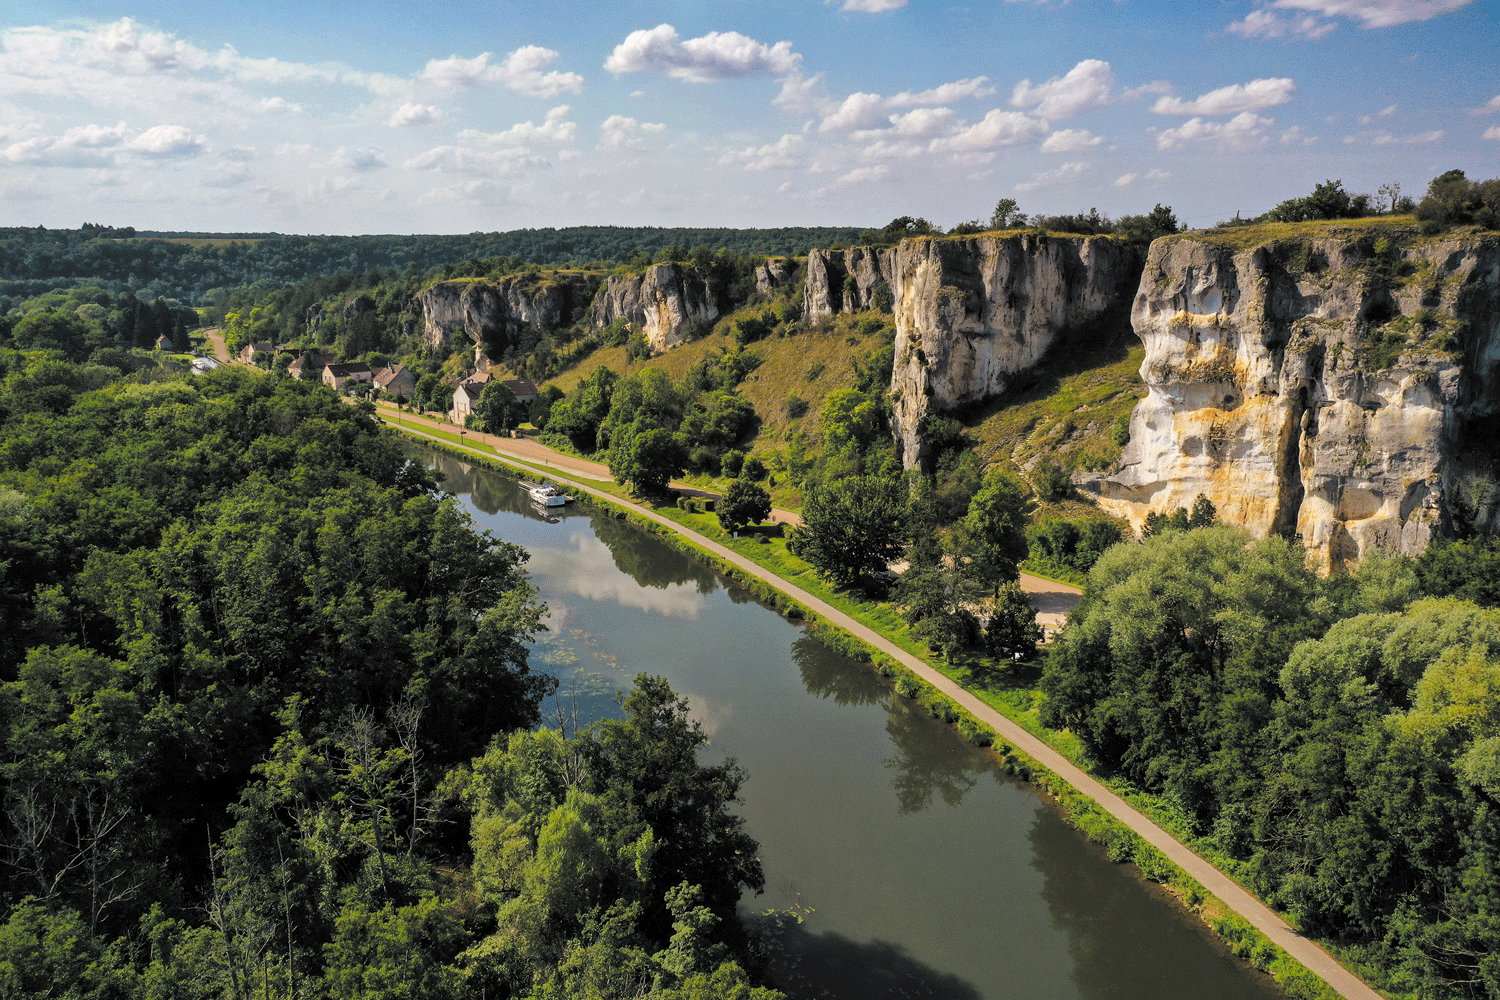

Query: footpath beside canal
left=378, top=412, right=1382, bottom=1000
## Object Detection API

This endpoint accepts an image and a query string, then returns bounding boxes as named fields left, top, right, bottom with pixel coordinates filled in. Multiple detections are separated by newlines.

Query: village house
left=373, top=363, right=417, bottom=400
left=323, top=361, right=374, bottom=392
left=238, top=342, right=274, bottom=364
left=451, top=372, right=540, bottom=423
left=287, top=350, right=336, bottom=380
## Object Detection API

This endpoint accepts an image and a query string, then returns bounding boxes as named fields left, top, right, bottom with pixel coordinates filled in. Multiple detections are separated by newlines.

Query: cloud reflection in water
left=527, top=531, right=708, bottom=619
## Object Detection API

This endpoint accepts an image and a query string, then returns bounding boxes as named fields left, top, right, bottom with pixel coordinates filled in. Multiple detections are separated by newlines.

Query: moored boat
left=519, top=479, right=568, bottom=506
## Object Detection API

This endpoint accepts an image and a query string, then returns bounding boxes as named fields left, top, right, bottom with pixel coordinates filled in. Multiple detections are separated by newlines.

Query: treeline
left=0, top=354, right=779, bottom=999
left=1216, top=169, right=1499, bottom=232
left=1042, top=528, right=1500, bottom=999
left=0, top=225, right=868, bottom=305
left=0, top=286, right=197, bottom=364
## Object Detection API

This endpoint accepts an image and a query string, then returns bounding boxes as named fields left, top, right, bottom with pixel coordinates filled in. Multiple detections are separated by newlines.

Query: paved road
left=380, top=412, right=1382, bottom=1000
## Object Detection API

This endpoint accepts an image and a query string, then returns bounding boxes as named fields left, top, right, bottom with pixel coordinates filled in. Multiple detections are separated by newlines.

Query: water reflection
left=1028, top=809, right=1283, bottom=1000
left=763, top=917, right=983, bottom=1000
left=792, top=636, right=886, bottom=707
left=528, top=533, right=709, bottom=619
left=882, top=694, right=990, bottom=815
left=591, top=515, right=720, bottom=594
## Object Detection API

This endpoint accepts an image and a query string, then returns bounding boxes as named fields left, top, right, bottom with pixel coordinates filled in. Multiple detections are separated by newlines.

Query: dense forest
left=0, top=354, right=780, bottom=999
left=0, top=225, right=869, bottom=306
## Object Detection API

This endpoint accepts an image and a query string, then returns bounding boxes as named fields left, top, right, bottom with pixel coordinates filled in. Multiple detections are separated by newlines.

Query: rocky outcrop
left=803, top=247, right=897, bottom=321
left=755, top=258, right=792, bottom=296
left=590, top=263, right=718, bottom=352
left=417, top=274, right=598, bottom=367
left=1090, top=230, right=1500, bottom=572
left=342, top=295, right=374, bottom=321
left=889, top=234, right=1143, bottom=468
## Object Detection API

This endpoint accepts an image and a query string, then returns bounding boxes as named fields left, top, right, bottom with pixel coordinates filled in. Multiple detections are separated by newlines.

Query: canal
left=419, top=446, right=1285, bottom=1000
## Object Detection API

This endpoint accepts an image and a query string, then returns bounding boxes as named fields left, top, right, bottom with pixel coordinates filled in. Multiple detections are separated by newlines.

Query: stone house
left=323, top=361, right=374, bottom=392
left=373, top=364, right=417, bottom=400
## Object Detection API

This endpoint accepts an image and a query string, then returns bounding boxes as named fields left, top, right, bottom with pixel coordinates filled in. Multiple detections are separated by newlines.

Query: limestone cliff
left=803, top=247, right=897, bottom=321
left=755, top=258, right=793, bottom=297
left=1091, top=227, right=1500, bottom=572
left=417, top=274, right=598, bottom=368
left=888, top=234, right=1143, bottom=468
left=590, top=263, right=719, bottom=352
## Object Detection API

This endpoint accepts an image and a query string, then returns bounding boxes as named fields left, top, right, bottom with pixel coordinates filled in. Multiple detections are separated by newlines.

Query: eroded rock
left=1092, top=230, right=1500, bottom=572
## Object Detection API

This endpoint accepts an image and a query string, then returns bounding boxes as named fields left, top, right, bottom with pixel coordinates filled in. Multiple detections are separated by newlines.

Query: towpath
left=201, top=327, right=230, bottom=363
left=377, top=408, right=1381, bottom=1000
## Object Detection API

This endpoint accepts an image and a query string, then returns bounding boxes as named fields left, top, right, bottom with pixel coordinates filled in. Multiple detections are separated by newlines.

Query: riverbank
left=392, top=424, right=1382, bottom=1000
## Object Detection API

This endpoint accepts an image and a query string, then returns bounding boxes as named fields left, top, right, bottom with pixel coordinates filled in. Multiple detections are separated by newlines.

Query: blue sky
left=2, top=1, right=1496, bottom=234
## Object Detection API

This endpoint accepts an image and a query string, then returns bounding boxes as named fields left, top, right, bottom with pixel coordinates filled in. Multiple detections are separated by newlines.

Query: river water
left=419, top=447, right=1285, bottom=1000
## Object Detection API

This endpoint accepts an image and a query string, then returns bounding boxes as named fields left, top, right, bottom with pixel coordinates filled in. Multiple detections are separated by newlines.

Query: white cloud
left=1153, top=78, right=1296, bottom=116
left=604, top=24, right=800, bottom=83
left=836, top=164, right=891, bottom=184
left=773, top=72, right=827, bottom=114
left=1359, top=104, right=1397, bottom=123
left=1041, top=128, right=1103, bottom=152
left=404, top=145, right=549, bottom=173
left=874, top=107, right=958, bottom=139
left=333, top=146, right=386, bottom=171
left=460, top=106, right=577, bottom=146
left=1010, top=60, right=1115, bottom=119
left=221, top=145, right=257, bottom=161
left=1268, top=0, right=1473, bottom=29
left=599, top=114, right=666, bottom=150
left=1280, top=125, right=1317, bottom=145
left=1015, top=161, right=1087, bottom=192
left=720, top=133, right=804, bottom=170
left=820, top=93, right=888, bottom=132
left=1485, top=126, right=1500, bottom=140
left=1469, top=95, right=1500, bottom=116
left=389, top=103, right=439, bottom=127
left=200, top=163, right=251, bottom=187
left=1371, top=129, right=1443, bottom=144
left=420, top=46, right=583, bottom=97
left=841, top=0, right=907, bottom=9
left=859, top=139, right=927, bottom=159
left=888, top=77, right=995, bottom=107
left=1226, top=9, right=1337, bottom=39
left=1114, top=172, right=1138, bottom=187
left=1156, top=112, right=1273, bottom=151
left=127, top=124, right=202, bottom=158
left=928, top=109, right=1049, bottom=152
left=258, top=96, right=301, bottom=114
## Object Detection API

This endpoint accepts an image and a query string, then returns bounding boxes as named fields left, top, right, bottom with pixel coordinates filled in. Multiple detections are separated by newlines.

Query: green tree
left=716, top=480, right=771, bottom=535
left=990, top=198, right=1024, bottom=229
left=1041, top=526, right=1323, bottom=818
left=986, top=583, right=1042, bottom=660
left=958, top=471, right=1029, bottom=598
left=11, top=312, right=89, bottom=361
left=474, top=380, right=520, bottom=433
left=621, top=428, right=688, bottom=495
left=799, top=475, right=908, bottom=587
left=1188, top=493, right=1217, bottom=528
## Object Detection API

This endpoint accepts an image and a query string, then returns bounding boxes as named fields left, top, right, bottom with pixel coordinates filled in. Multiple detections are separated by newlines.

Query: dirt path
left=201, top=327, right=229, bottom=363
left=450, top=447, right=1382, bottom=1000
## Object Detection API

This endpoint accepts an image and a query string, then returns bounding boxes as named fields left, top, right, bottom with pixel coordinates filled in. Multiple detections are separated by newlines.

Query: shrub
left=721, top=450, right=745, bottom=478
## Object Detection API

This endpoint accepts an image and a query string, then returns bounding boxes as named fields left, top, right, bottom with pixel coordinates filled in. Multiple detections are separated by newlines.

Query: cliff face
left=417, top=275, right=597, bottom=368
left=889, top=234, right=1143, bottom=467
left=755, top=258, right=792, bottom=297
left=803, top=247, right=897, bottom=321
left=590, top=263, right=718, bottom=352
left=1093, top=230, right=1500, bottom=572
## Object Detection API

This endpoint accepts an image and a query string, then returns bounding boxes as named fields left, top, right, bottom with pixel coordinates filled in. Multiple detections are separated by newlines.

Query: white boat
left=520, top=480, right=568, bottom=506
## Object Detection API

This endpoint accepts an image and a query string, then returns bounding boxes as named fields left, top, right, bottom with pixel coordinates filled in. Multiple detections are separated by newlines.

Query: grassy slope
left=541, top=311, right=897, bottom=510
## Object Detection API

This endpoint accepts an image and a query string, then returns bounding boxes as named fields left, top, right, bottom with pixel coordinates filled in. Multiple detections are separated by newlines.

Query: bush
left=721, top=450, right=745, bottom=478
left=742, top=456, right=767, bottom=482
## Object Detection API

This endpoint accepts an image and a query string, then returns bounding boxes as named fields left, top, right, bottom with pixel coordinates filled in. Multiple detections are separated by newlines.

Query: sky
left=1, top=0, right=1497, bottom=235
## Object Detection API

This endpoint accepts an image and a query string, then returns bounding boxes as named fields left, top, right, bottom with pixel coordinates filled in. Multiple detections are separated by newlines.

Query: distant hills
left=0, top=224, right=869, bottom=305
